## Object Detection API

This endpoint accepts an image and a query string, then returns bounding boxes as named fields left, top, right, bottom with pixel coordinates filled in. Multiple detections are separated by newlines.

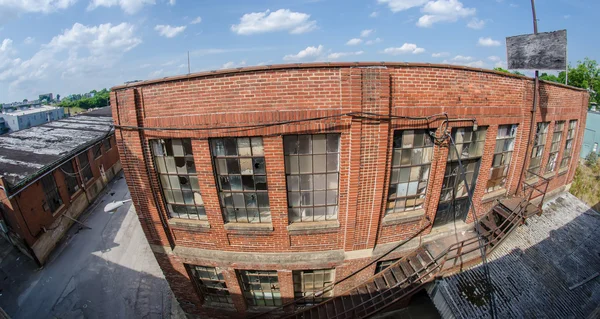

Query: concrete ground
left=0, top=173, right=185, bottom=319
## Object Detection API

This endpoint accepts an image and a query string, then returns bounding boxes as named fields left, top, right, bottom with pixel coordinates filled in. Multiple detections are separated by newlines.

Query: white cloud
left=169, top=0, right=175, bottom=5
left=488, top=55, right=501, bottom=62
left=327, top=51, right=364, bottom=60
left=365, top=37, right=382, bottom=45
left=87, top=0, right=156, bottom=15
left=370, top=11, right=378, bottom=18
left=452, top=55, right=473, bottom=61
left=346, top=38, right=362, bottom=46
left=466, top=60, right=485, bottom=68
left=23, top=37, right=35, bottom=44
left=221, top=60, right=247, bottom=69
left=283, top=45, right=323, bottom=61
left=0, top=0, right=76, bottom=18
left=416, top=0, right=476, bottom=27
left=360, top=29, right=374, bottom=37
left=478, top=37, right=501, bottom=46
left=564, top=15, right=570, bottom=19
left=432, top=52, right=449, bottom=58
left=231, top=9, right=317, bottom=35
left=154, top=24, right=186, bottom=38
left=149, top=69, right=164, bottom=78
left=509, top=3, right=518, bottom=7
left=467, top=18, right=485, bottom=29
left=140, top=63, right=151, bottom=68
left=190, top=16, right=202, bottom=24
left=494, top=60, right=507, bottom=68
left=381, top=43, right=425, bottom=55
left=0, top=22, right=142, bottom=99
left=377, top=0, right=428, bottom=12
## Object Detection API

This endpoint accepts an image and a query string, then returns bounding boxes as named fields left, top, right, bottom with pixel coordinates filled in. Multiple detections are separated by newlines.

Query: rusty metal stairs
left=281, top=198, right=532, bottom=319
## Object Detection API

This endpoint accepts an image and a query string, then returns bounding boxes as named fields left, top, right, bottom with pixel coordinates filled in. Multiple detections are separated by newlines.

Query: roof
left=0, top=107, right=113, bottom=190
left=0, top=105, right=61, bottom=117
left=111, top=62, right=588, bottom=93
left=430, top=192, right=600, bottom=318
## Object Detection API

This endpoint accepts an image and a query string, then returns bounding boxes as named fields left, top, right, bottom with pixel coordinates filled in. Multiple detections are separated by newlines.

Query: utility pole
left=187, top=51, right=191, bottom=74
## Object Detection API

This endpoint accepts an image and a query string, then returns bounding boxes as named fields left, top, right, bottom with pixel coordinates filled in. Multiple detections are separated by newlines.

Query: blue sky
left=0, top=0, right=596, bottom=102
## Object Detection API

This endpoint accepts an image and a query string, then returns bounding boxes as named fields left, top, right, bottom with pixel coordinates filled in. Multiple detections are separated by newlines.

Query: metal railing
left=523, top=169, right=551, bottom=208
left=285, top=200, right=529, bottom=319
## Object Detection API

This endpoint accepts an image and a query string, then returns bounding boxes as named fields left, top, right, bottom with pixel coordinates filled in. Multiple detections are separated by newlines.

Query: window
left=92, top=143, right=102, bottom=159
left=41, top=173, right=63, bottom=213
left=77, top=151, right=94, bottom=183
left=151, top=139, right=206, bottom=220
left=102, top=138, right=112, bottom=152
left=527, top=122, right=549, bottom=178
left=387, top=130, right=433, bottom=214
left=375, top=259, right=399, bottom=274
left=60, top=160, right=80, bottom=196
left=293, top=269, right=335, bottom=306
left=487, top=124, right=518, bottom=192
left=546, top=121, right=564, bottom=173
left=189, top=265, right=233, bottom=305
left=594, top=143, right=598, bottom=153
left=560, top=120, right=577, bottom=169
left=238, top=270, right=281, bottom=307
left=211, top=137, right=270, bottom=223
left=283, top=134, right=340, bottom=222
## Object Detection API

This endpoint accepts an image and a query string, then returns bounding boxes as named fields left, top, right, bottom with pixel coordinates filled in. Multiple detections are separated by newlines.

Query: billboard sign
left=506, top=30, right=567, bottom=70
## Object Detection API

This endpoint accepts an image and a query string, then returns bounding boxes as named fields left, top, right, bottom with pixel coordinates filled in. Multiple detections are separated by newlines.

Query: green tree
left=493, top=67, right=525, bottom=76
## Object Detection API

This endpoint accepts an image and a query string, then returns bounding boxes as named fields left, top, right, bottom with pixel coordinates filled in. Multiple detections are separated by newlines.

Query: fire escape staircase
left=273, top=171, right=549, bottom=319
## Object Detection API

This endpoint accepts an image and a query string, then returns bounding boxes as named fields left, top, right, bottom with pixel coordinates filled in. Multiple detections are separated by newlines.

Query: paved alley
left=0, top=173, right=183, bottom=319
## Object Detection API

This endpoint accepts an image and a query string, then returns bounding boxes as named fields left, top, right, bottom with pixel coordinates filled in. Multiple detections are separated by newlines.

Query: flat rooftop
left=431, top=192, right=600, bottom=318
left=1, top=105, right=61, bottom=117
left=0, top=107, right=113, bottom=190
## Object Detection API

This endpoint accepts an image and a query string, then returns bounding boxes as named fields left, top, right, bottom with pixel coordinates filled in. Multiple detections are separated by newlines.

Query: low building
left=111, top=63, right=588, bottom=318
left=0, top=105, right=65, bottom=133
left=580, top=104, right=600, bottom=159
left=0, top=107, right=121, bottom=265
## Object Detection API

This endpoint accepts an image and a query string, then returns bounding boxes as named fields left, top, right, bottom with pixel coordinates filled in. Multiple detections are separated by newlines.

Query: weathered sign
left=506, top=30, right=567, bottom=70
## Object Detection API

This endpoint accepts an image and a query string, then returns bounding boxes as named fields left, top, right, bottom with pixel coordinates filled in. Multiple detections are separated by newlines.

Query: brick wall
left=111, top=63, right=589, bottom=317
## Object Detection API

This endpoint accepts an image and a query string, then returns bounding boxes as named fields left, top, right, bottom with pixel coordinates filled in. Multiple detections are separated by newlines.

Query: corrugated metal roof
left=430, top=192, right=600, bottom=318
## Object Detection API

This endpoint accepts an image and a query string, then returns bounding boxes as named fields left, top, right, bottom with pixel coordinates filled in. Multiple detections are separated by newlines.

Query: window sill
left=224, top=223, right=273, bottom=232
left=382, top=209, right=425, bottom=226
left=287, top=220, right=340, bottom=234
left=481, top=189, right=507, bottom=203
left=543, top=171, right=556, bottom=180
left=525, top=176, right=539, bottom=185
left=51, top=203, right=67, bottom=218
left=69, top=188, right=84, bottom=201
left=168, top=218, right=210, bottom=230
left=558, top=167, right=569, bottom=175
left=201, top=302, right=236, bottom=310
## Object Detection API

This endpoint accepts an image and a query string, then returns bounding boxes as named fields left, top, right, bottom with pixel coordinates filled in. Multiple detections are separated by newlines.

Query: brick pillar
left=352, top=68, right=391, bottom=250
left=263, top=136, right=291, bottom=248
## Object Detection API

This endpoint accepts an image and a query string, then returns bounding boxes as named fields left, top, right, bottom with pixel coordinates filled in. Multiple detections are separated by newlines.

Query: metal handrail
left=289, top=201, right=527, bottom=319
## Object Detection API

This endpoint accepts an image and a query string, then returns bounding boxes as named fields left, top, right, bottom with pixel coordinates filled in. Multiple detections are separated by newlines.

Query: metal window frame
left=41, top=173, right=63, bottom=213
left=77, top=151, right=94, bottom=182
left=527, top=122, right=549, bottom=177
left=546, top=121, right=565, bottom=173
left=486, top=124, right=518, bottom=192
left=210, top=137, right=271, bottom=224
left=283, top=134, right=341, bottom=223
left=292, top=269, right=335, bottom=306
left=188, top=265, right=233, bottom=305
left=238, top=270, right=281, bottom=307
left=150, top=138, right=206, bottom=220
left=560, top=120, right=577, bottom=168
left=375, top=259, right=400, bottom=274
left=60, top=160, right=80, bottom=196
left=386, top=129, right=434, bottom=214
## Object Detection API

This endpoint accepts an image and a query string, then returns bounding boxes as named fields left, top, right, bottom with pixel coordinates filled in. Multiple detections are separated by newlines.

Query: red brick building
left=0, top=107, right=121, bottom=265
left=111, top=63, right=588, bottom=318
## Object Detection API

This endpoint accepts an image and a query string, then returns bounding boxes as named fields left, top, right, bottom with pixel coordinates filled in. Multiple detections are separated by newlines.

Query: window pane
left=211, top=137, right=270, bottom=223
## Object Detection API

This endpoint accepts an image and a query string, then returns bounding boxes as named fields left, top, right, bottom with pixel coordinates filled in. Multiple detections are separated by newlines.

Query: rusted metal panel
left=506, top=30, right=567, bottom=70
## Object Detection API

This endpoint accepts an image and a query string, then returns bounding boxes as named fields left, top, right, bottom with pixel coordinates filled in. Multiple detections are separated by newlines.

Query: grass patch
left=570, top=159, right=600, bottom=212
left=62, top=106, right=86, bottom=115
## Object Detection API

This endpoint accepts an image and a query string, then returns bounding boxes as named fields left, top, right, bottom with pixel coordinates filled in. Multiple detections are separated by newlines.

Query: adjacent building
left=111, top=63, right=588, bottom=318
left=580, top=103, right=600, bottom=159
left=0, top=105, right=65, bottom=133
left=0, top=107, right=121, bottom=265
